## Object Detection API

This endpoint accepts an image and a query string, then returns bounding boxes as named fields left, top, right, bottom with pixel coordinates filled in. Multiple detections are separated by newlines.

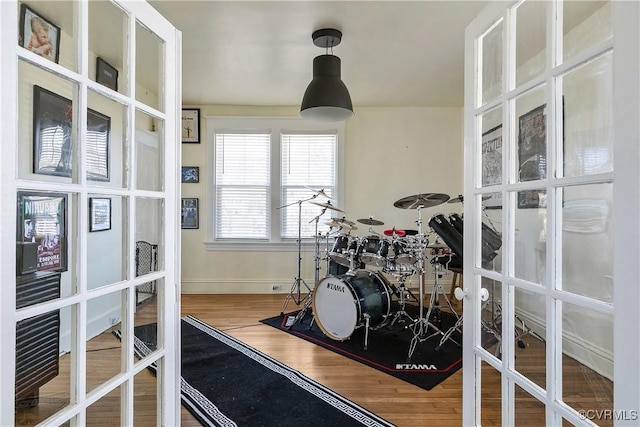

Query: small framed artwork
left=89, top=198, right=112, bottom=232
left=33, top=85, right=111, bottom=181
left=19, top=4, right=61, bottom=64
left=17, top=191, right=67, bottom=272
left=181, top=198, right=199, bottom=229
left=517, top=104, right=547, bottom=209
left=181, top=108, right=200, bottom=143
left=96, top=57, right=119, bottom=91
left=481, top=124, right=503, bottom=209
left=181, top=166, right=200, bottom=183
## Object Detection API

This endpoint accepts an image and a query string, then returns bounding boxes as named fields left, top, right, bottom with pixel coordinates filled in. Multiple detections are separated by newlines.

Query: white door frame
left=0, top=1, right=182, bottom=424
left=463, top=0, right=640, bottom=425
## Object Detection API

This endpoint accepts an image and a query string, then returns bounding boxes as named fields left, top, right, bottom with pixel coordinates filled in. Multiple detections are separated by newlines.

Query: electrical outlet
left=272, top=285, right=281, bottom=291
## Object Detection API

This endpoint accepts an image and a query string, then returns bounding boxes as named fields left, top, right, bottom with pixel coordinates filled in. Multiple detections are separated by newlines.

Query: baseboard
left=181, top=272, right=448, bottom=295
left=515, top=307, right=613, bottom=381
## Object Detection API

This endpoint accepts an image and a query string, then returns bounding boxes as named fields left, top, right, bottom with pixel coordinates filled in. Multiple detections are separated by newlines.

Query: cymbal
left=305, top=186, right=330, bottom=198
left=393, top=193, right=450, bottom=209
left=384, top=228, right=406, bottom=237
left=310, top=201, right=344, bottom=212
left=447, top=194, right=491, bottom=204
left=427, top=242, right=448, bottom=249
left=357, top=217, right=384, bottom=226
left=326, top=219, right=357, bottom=231
left=331, top=217, right=355, bottom=226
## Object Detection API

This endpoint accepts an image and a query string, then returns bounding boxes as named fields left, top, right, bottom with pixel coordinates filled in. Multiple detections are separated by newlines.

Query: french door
left=0, top=1, right=182, bottom=425
left=463, top=0, right=639, bottom=425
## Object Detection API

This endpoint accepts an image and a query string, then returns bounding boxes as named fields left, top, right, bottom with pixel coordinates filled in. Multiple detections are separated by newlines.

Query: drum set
left=281, top=190, right=484, bottom=359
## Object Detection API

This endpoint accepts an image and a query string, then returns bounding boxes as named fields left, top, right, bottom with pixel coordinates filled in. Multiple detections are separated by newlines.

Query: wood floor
left=15, top=293, right=613, bottom=426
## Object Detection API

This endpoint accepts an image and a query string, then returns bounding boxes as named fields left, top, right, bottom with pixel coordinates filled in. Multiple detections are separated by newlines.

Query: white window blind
left=215, top=133, right=270, bottom=239
left=281, top=133, right=336, bottom=239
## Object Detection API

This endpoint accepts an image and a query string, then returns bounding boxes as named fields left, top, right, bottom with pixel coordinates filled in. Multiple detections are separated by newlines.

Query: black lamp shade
left=300, top=54, right=353, bottom=122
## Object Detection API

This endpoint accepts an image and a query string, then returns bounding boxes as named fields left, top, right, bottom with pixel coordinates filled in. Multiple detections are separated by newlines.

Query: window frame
left=204, top=116, right=345, bottom=251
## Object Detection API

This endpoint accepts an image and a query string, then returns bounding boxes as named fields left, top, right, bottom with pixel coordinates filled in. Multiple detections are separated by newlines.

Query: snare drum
left=313, top=270, right=392, bottom=341
left=358, top=236, right=390, bottom=267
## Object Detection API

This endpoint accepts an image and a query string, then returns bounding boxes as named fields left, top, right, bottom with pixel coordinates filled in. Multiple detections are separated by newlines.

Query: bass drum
left=313, top=270, right=392, bottom=341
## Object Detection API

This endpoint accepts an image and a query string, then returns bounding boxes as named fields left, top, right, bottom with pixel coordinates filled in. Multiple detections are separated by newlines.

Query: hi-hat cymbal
left=427, top=242, right=448, bottom=249
left=332, top=217, right=355, bottom=226
left=326, top=218, right=357, bottom=230
left=310, top=201, right=344, bottom=212
left=393, top=193, right=450, bottom=209
left=357, top=217, right=384, bottom=226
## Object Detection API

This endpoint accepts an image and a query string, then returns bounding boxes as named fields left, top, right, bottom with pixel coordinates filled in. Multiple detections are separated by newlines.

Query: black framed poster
left=33, top=85, right=111, bottom=181
left=17, top=191, right=67, bottom=272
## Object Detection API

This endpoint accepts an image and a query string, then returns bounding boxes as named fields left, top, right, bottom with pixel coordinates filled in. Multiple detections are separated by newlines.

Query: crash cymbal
left=310, top=201, right=344, bottom=212
left=357, top=217, right=384, bottom=226
left=393, top=193, right=450, bottom=209
left=447, top=194, right=491, bottom=204
left=305, top=186, right=330, bottom=198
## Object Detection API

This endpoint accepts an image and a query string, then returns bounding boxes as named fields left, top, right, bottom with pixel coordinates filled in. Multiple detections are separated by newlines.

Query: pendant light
left=300, top=28, right=354, bottom=122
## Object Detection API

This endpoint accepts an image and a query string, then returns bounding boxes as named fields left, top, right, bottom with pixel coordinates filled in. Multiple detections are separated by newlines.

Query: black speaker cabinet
left=16, top=242, right=38, bottom=275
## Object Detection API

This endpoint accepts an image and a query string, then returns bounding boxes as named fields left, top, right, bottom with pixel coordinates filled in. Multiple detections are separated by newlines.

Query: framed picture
left=89, top=198, right=111, bottom=232
left=181, top=198, right=199, bottom=229
left=517, top=104, right=547, bottom=208
left=18, top=4, right=61, bottom=64
left=481, top=124, right=503, bottom=209
left=96, top=57, right=118, bottom=91
left=33, top=85, right=111, bottom=181
left=17, top=191, right=67, bottom=272
left=181, top=108, right=200, bottom=143
left=181, top=166, right=200, bottom=183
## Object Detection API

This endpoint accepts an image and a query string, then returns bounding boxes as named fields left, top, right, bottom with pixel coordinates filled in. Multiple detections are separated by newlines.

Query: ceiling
left=149, top=1, right=492, bottom=108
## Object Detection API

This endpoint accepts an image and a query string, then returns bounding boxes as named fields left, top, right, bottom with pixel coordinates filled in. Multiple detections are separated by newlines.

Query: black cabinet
left=15, top=271, right=61, bottom=408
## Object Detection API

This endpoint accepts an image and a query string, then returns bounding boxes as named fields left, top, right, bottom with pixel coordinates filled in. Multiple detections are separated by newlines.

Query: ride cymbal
left=310, top=201, right=344, bottom=212
left=393, top=193, right=450, bottom=209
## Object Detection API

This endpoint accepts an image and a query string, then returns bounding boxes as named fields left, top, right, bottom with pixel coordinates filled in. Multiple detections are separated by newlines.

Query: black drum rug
left=260, top=305, right=462, bottom=391
left=115, top=316, right=394, bottom=427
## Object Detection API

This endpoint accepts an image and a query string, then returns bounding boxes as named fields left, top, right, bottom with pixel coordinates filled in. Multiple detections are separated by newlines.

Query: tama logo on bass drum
left=326, top=282, right=345, bottom=293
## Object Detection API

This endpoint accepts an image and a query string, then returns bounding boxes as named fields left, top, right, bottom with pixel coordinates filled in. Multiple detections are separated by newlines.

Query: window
left=207, top=117, right=343, bottom=249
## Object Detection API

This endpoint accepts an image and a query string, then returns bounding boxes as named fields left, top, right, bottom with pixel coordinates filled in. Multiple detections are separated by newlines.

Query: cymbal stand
left=281, top=196, right=316, bottom=316
left=310, top=207, right=329, bottom=285
left=407, top=205, right=439, bottom=359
